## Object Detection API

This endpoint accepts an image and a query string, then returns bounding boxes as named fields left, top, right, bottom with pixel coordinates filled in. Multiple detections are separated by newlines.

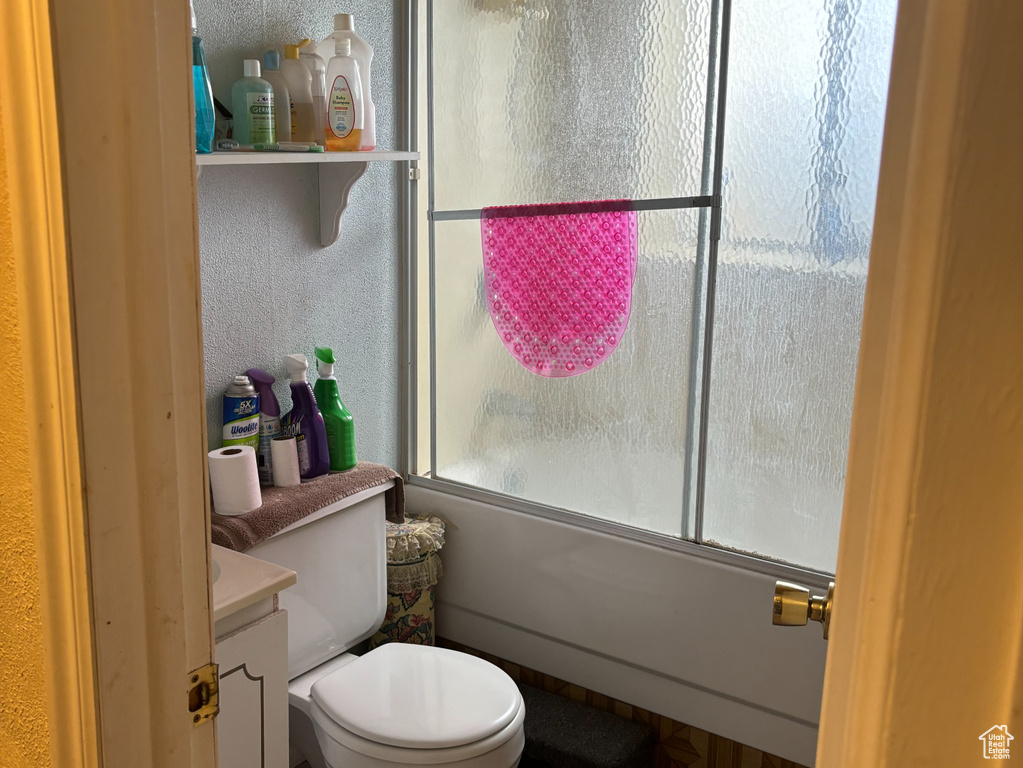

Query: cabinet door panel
left=216, top=610, right=290, bottom=768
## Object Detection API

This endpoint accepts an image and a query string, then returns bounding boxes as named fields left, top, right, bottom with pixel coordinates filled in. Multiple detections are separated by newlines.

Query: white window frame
left=397, top=0, right=860, bottom=587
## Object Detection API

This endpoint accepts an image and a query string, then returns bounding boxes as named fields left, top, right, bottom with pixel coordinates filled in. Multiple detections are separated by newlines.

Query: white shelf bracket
left=319, top=161, right=368, bottom=247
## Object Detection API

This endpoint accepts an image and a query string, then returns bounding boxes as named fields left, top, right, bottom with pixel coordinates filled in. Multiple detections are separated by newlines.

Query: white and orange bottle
left=317, top=13, right=376, bottom=150
left=323, top=37, right=363, bottom=151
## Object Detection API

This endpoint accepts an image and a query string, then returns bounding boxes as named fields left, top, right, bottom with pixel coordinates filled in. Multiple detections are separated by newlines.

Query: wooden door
left=816, top=1, right=1023, bottom=766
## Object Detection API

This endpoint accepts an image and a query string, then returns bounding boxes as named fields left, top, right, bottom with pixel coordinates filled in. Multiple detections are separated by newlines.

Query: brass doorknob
left=773, top=581, right=835, bottom=639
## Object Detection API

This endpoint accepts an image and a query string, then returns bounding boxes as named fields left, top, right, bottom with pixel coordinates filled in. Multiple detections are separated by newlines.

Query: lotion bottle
left=298, top=39, right=327, bottom=147
left=281, top=44, right=315, bottom=142
left=260, top=50, right=292, bottom=142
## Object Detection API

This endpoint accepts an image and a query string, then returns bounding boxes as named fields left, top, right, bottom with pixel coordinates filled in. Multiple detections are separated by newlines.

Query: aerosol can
left=222, top=374, right=260, bottom=450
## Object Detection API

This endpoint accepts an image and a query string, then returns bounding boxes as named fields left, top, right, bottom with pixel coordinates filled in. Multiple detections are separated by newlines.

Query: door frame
left=0, top=2, right=98, bottom=765
left=818, top=1, right=1023, bottom=765
left=10, top=0, right=1022, bottom=764
left=6, top=0, right=217, bottom=763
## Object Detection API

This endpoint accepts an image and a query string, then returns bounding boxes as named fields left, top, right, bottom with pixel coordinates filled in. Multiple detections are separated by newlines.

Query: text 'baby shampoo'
left=324, top=36, right=363, bottom=151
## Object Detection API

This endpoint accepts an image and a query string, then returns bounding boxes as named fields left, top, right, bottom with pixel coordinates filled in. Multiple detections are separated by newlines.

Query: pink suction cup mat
left=481, top=201, right=639, bottom=378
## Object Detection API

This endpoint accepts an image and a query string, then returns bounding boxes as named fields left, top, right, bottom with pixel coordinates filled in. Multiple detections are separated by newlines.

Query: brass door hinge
left=187, top=663, right=219, bottom=726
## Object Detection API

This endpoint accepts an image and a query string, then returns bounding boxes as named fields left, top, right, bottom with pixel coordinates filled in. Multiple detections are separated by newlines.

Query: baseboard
left=439, top=603, right=819, bottom=766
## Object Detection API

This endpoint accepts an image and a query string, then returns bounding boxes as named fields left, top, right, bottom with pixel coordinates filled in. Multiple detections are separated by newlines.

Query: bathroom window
left=410, top=0, right=898, bottom=574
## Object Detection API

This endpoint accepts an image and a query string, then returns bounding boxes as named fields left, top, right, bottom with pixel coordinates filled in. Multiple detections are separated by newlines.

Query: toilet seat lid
left=310, top=644, right=522, bottom=749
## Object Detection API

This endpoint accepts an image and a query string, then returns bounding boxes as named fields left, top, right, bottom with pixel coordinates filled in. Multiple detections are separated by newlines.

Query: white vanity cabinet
left=212, top=544, right=297, bottom=768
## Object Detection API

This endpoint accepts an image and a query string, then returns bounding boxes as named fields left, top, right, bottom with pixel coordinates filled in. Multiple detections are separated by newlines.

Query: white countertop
left=212, top=544, right=297, bottom=623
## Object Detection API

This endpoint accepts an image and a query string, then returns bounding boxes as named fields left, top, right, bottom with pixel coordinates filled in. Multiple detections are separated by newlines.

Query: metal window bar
left=681, top=0, right=727, bottom=539
left=426, top=0, right=438, bottom=482
left=398, top=0, right=418, bottom=478
left=429, top=196, right=716, bottom=221
left=693, top=0, right=732, bottom=546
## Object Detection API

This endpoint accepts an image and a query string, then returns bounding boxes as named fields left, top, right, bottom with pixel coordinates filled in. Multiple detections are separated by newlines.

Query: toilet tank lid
left=310, top=643, right=522, bottom=749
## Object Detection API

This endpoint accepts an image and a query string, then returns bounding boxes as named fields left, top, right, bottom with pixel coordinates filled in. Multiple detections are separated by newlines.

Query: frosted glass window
left=430, top=0, right=713, bottom=208
left=419, top=0, right=898, bottom=573
left=433, top=211, right=700, bottom=535
left=702, top=0, right=897, bottom=570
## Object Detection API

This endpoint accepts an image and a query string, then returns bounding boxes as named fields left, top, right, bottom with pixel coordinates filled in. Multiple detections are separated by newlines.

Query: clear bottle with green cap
left=312, top=346, right=357, bottom=471
left=231, top=59, right=275, bottom=145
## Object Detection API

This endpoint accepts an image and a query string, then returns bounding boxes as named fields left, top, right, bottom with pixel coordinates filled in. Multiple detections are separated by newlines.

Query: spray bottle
left=312, top=347, right=357, bottom=471
left=246, top=368, right=282, bottom=485
left=281, top=354, right=330, bottom=479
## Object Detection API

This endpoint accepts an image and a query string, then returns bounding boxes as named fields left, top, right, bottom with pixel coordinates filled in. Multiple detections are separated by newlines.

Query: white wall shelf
left=196, top=150, right=419, bottom=247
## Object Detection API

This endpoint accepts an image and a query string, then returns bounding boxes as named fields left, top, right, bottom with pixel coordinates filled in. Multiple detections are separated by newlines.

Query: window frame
left=398, top=0, right=842, bottom=586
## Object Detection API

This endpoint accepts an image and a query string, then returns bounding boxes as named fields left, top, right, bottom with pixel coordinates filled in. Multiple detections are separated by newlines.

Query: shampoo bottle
left=247, top=368, right=282, bottom=485
left=323, top=37, right=363, bottom=151
left=281, top=44, right=315, bottom=142
left=281, top=354, right=329, bottom=479
left=190, top=0, right=215, bottom=153
left=231, top=59, right=275, bottom=145
left=298, top=39, right=327, bottom=147
left=312, top=347, right=357, bottom=471
left=260, top=50, right=292, bottom=142
left=325, top=14, right=375, bottom=150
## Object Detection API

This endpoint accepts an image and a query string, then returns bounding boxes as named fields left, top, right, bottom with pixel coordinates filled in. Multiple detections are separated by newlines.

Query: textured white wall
left=195, top=0, right=400, bottom=467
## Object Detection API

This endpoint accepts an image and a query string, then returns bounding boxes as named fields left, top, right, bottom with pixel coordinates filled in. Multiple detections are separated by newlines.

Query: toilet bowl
left=245, top=483, right=524, bottom=768
left=289, top=644, right=524, bottom=768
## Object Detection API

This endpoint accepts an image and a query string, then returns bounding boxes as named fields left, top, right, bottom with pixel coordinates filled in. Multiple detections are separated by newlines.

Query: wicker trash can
left=370, top=515, right=445, bottom=648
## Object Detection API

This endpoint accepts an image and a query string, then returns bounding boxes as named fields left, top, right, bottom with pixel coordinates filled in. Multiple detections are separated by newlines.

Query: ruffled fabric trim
left=386, top=515, right=445, bottom=563
left=386, top=553, right=443, bottom=592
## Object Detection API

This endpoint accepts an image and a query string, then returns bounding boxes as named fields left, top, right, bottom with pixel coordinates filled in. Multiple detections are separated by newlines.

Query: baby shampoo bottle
left=323, top=37, right=363, bottom=151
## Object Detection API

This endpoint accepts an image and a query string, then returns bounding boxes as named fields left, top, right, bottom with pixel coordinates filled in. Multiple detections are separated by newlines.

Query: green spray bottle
left=312, top=346, right=357, bottom=471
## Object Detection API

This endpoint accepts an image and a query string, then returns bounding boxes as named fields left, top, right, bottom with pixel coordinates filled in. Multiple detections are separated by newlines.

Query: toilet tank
left=247, top=483, right=391, bottom=679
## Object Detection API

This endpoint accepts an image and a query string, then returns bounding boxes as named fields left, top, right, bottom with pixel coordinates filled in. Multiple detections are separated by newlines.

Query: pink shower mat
left=481, top=200, right=639, bottom=378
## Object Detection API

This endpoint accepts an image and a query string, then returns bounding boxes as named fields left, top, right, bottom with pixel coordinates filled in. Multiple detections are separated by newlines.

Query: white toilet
left=248, top=482, right=524, bottom=768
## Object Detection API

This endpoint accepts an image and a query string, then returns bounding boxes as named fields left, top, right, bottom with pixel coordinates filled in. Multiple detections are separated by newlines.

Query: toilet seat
left=309, top=697, right=525, bottom=766
left=310, top=644, right=523, bottom=752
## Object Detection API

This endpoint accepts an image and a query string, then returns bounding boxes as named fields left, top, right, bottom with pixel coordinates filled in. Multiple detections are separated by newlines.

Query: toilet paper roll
left=271, top=436, right=301, bottom=487
left=208, top=445, right=262, bottom=515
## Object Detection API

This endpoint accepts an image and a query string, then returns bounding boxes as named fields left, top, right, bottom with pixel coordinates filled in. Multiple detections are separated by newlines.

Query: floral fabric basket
left=370, top=515, right=445, bottom=648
